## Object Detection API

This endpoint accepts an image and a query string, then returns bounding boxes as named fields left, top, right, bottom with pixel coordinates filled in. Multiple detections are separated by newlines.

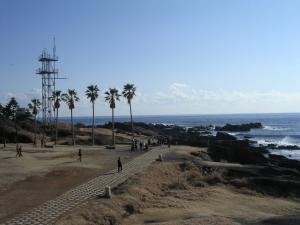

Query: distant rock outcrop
left=267, top=144, right=300, bottom=150
left=215, top=132, right=237, bottom=141
left=215, top=123, right=263, bottom=132
left=208, top=135, right=268, bottom=164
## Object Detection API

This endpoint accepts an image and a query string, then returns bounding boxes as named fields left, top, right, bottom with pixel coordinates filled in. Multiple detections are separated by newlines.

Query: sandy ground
left=55, top=145, right=300, bottom=225
left=0, top=143, right=142, bottom=223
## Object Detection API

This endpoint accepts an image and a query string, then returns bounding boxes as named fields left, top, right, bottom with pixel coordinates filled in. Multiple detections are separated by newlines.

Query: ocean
left=59, top=113, right=300, bottom=160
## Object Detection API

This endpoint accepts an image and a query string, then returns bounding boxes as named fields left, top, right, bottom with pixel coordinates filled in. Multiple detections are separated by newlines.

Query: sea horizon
left=59, top=112, right=300, bottom=119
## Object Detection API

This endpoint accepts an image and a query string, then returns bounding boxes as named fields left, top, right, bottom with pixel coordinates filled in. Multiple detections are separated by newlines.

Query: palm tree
left=85, top=85, right=99, bottom=145
left=28, top=98, right=41, bottom=146
left=62, top=89, right=80, bottom=146
left=104, top=88, right=121, bottom=147
left=122, top=84, right=136, bottom=137
left=52, top=90, right=62, bottom=145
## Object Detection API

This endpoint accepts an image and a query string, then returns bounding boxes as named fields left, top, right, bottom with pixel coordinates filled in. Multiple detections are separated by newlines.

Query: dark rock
left=252, top=146, right=269, bottom=154
left=277, top=145, right=300, bottom=150
left=249, top=177, right=300, bottom=197
left=269, top=154, right=300, bottom=172
left=267, top=144, right=300, bottom=150
left=260, top=166, right=300, bottom=177
left=269, top=154, right=288, bottom=161
left=230, top=176, right=300, bottom=197
left=215, top=123, right=263, bottom=132
left=244, top=135, right=253, bottom=139
left=208, top=139, right=267, bottom=164
left=215, top=132, right=237, bottom=141
left=267, top=144, right=277, bottom=148
left=188, top=126, right=212, bottom=133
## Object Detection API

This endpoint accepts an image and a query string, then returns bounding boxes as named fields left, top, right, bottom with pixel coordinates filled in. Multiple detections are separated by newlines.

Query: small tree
left=0, top=104, right=3, bottom=118
left=4, top=98, right=19, bottom=143
left=28, top=98, right=41, bottom=146
left=3, top=97, right=19, bottom=120
left=62, top=89, right=80, bottom=146
left=85, top=85, right=99, bottom=145
left=122, top=84, right=136, bottom=137
left=104, top=88, right=121, bottom=147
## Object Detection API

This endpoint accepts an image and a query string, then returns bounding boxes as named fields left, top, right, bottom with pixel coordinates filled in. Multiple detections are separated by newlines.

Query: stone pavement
left=1, top=146, right=166, bottom=225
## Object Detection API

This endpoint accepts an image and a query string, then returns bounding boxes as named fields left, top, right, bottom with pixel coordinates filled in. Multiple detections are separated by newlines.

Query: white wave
left=269, top=150, right=300, bottom=160
left=263, top=125, right=290, bottom=131
left=227, top=132, right=240, bottom=136
left=255, top=136, right=300, bottom=147
left=256, top=139, right=273, bottom=146
left=277, top=136, right=298, bottom=146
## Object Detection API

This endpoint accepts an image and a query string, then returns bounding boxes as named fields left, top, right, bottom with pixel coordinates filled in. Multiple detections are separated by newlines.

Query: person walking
left=18, top=145, right=23, bottom=157
left=134, top=139, right=138, bottom=150
left=118, top=157, right=122, bottom=173
left=139, top=142, right=143, bottom=151
left=131, top=138, right=135, bottom=151
left=78, top=148, right=82, bottom=162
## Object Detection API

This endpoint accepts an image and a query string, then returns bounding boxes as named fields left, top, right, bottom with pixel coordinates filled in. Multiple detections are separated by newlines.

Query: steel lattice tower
left=36, top=38, right=65, bottom=136
left=36, top=49, right=58, bottom=125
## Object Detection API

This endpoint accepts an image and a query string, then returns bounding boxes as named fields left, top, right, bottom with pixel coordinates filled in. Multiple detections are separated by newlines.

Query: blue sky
left=1, top=0, right=300, bottom=116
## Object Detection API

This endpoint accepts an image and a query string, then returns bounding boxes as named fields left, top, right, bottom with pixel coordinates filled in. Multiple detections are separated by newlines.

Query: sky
left=1, top=0, right=300, bottom=116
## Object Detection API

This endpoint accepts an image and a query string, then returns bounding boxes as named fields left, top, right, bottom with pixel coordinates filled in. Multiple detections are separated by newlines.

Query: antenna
left=53, top=36, right=56, bottom=58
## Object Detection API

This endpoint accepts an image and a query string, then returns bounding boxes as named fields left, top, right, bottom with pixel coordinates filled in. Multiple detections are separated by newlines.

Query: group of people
left=131, top=138, right=149, bottom=151
left=131, top=136, right=172, bottom=151
left=156, top=136, right=171, bottom=147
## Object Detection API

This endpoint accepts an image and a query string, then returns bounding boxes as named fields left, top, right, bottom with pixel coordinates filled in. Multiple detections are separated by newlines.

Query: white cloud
left=133, top=83, right=300, bottom=114
left=2, top=84, right=300, bottom=115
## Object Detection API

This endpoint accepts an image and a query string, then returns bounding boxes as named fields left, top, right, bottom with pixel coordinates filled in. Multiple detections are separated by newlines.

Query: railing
left=36, top=68, right=58, bottom=74
left=38, top=51, right=58, bottom=62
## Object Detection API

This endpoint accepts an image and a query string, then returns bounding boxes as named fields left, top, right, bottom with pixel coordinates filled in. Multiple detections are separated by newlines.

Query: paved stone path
left=1, top=147, right=166, bottom=225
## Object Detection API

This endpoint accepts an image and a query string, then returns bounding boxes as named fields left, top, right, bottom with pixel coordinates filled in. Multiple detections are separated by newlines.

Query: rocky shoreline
left=109, top=121, right=300, bottom=173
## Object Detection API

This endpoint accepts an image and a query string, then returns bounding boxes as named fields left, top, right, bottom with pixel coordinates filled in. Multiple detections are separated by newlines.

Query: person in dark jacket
left=18, top=145, right=23, bottom=157
left=118, top=157, right=122, bottom=173
left=139, top=142, right=143, bottom=151
left=78, top=149, right=82, bottom=162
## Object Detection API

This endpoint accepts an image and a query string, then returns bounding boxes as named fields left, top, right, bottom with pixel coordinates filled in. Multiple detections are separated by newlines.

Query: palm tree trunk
left=112, top=108, right=115, bottom=147
left=34, top=114, right=37, bottom=146
left=129, top=102, right=133, bottom=137
left=71, top=109, right=75, bottom=146
left=55, top=108, right=58, bottom=145
left=92, top=102, right=95, bottom=145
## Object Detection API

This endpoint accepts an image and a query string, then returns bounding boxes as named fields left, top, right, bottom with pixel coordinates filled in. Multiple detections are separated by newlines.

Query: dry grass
left=55, top=156, right=300, bottom=225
